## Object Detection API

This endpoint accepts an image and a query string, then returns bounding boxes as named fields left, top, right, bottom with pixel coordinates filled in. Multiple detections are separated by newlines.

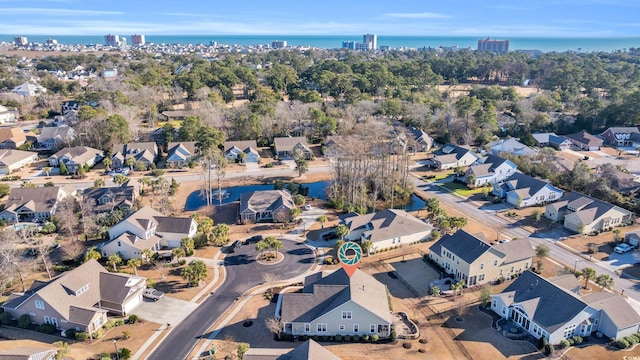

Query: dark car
left=245, top=235, right=263, bottom=244
left=228, top=240, right=243, bottom=253
left=321, top=231, right=338, bottom=241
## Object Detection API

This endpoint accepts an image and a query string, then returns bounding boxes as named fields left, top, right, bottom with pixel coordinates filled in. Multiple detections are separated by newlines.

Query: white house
left=48, top=146, right=103, bottom=173
left=37, top=126, right=76, bottom=151
left=493, top=172, right=563, bottom=208
left=545, top=192, right=634, bottom=234
left=103, top=206, right=197, bottom=259
left=487, top=138, right=535, bottom=156
left=429, top=144, right=480, bottom=170
left=464, top=155, right=517, bottom=187
left=12, top=82, right=47, bottom=97
left=340, top=209, right=432, bottom=253
left=0, top=149, right=38, bottom=174
left=0, top=105, right=18, bottom=123
left=224, top=140, right=260, bottom=163
left=0, top=187, right=70, bottom=224
left=165, top=142, right=197, bottom=168
left=279, top=268, right=392, bottom=338
left=491, top=271, right=640, bottom=344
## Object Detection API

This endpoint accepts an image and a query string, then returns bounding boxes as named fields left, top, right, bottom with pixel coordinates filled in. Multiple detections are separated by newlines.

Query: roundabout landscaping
left=255, top=251, right=285, bottom=265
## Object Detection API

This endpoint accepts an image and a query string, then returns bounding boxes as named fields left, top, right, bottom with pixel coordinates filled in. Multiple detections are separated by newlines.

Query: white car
left=614, top=243, right=634, bottom=254
left=304, top=204, right=312, bottom=211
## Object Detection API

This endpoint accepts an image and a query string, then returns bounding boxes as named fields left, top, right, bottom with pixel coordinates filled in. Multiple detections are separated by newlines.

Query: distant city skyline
left=1, top=0, right=640, bottom=37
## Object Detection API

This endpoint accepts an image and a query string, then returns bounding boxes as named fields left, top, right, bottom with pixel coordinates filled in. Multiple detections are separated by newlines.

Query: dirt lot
left=561, top=224, right=640, bottom=261
left=562, top=343, right=640, bottom=360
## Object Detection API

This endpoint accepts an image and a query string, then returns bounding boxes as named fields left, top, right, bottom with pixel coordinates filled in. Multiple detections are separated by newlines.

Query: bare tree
left=63, top=240, right=85, bottom=262
left=54, top=197, right=78, bottom=237
left=265, top=317, right=283, bottom=340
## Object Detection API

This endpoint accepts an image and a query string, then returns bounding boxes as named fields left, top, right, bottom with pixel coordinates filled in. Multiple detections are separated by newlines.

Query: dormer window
left=75, top=284, right=89, bottom=296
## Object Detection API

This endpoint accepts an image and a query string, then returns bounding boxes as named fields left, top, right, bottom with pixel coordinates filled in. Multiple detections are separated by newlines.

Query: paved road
left=411, top=176, right=640, bottom=307
left=147, top=239, right=315, bottom=360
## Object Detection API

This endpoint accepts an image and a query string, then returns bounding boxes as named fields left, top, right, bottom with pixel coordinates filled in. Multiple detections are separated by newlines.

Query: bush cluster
left=618, top=333, right=640, bottom=348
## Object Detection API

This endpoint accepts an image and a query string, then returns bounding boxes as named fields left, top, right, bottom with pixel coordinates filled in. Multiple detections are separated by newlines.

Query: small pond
left=184, top=180, right=426, bottom=212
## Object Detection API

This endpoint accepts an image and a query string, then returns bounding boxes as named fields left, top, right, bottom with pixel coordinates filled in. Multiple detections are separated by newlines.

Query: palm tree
left=84, top=247, right=102, bottom=262
left=127, top=258, right=142, bottom=275
left=142, top=248, right=154, bottom=265
left=125, top=157, right=137, bottom=171
left=317, top=215, right=328, bottom=230
left=255, top=240, right=269, bottom=255
left=43, top=167, right=52, bottom=176
left=290, top=207, right=301, bottom=220
left=172, top=247, right=186, bottom=261
left=93, top=178, right=105, bottom=188
left=335, top=224, right=349, bottom=241
left=580, top=267, right=597, bottom=289
left=595, top=274, right=615, bottom=290
left=361, top=240, right=374, bottom=256
left=266, top=236, right=283, bottom=257
left=107, top=254, right=123, bottom=272
left=103, top=157, right=112, bottom=171
left=613, top=229, right=621, bottom=243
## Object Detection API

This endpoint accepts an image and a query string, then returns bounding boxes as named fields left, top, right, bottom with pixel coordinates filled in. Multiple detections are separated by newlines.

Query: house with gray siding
left=0, top=187, right=70, bottom=224
left=464, top=155, right=517, bottom=187
left=279, top=268, right=392, bottom=338
left=493, top=172, right=563, bottom=208
left=545, top=192, right=634, bottom=234
left=224, top=140, right=260, bottom=163
left=239, top=190, right=295, bottom=223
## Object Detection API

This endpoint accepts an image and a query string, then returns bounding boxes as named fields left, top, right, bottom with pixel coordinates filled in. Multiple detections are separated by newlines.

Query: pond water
left=184, top=180, right=426, bottom=212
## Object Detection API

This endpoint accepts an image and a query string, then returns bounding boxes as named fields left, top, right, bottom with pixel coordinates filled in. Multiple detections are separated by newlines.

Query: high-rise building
left=104, top=34, right=120, bottom=46
left=45, top=38, right=58, bottom=45
left=363, top=33, right=377, bottom=50
left=271, top=40, right=287, bottom=49
left=14, top=36, right=28, bottom=46
left=130, top=34, right=145, bottom=46
left=342, top=41, right=356, bottom=50
left=477, top=37, right=509, bottom=54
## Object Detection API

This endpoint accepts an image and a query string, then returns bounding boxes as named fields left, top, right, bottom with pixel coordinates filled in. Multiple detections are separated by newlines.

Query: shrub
left=75, top=332, right=90, bottom=341
left=419, top=338, right=428, bottom=344
left=300, top=335, right=308, bottom=341
left=17, top=314, right=32, bottom=329
left=626, top=335, right=638, bottom=345
left=353, top=335, right=360, bottom=342
left=568, top=338, right=574, bottom=346
left=418, top=349, right=426, bottom=353
left=572, top=336, right=583, bottom=345
left=371, top=334, right=379, bottom=342
left=321, top=335, right=328, bottom=342
left=560, top=339, right=570, bottom=348
left=0, top=312, right=13, bottom=325
left=617, top=339, right=630, bottom=349
left=390, top=325, right=397, bottom=342
left=37, top=323, right=57, bottom=334
left=65, top=329, right=77, bottom=339
left=335, top=334, right=342, bottom=342
left=119, top=348, right=132, bottom=360
left=403, top=342, right=412, bottom=349
left=122, top=330, right=131, bottom=339
left=363, top=335, right=370, bottom=342
left=92, top=328, right=105, bottom=339
left=544, top=344, right=554, bottom=356
left=127, top=314, right=138, bottom=324
left=344, top=335, right=352, bottom=342
left=178, top=259, right=186, bottom=266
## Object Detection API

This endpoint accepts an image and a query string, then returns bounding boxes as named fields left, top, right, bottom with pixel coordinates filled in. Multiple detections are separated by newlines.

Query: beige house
left=0, top=347, right=57, bottom=360
left=429, top=229, right=534, bottom=287
left=1, top=260, right=146, bottom=334
left=111, top=142, right=158, bottom=169
left=429, top=144, right=480, bottom=170
left=0, top=127, right=27, bottom=149
left=0, top=149, right=38, bottom=174
left=49, top=146, right=103, bottom=173
left=341, top=209, right=432, bottom=252
left=0, top=187, right=70, bottom=224
left=239, top=190, right=295, bottom=223
left=545, top=192, right=634, bottom=234
left=103, top=206, right=197, bottom=259
left=279, top=268, right=392, bottom=338
left=274, top=136, right=313, bottom=160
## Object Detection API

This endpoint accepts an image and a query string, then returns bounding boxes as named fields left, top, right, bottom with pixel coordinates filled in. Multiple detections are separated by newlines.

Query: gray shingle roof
left=431, top=230, right=491, bottom=264
left=502, top=172, right=555, bottom=199
left=0, top=149, right=37, bottom=167
left=564, top=131, right=603, bottom=147
left=343, top=209, right=431, bottom=244
left=583, top=292, right=640, bottom=329
left=3, top=187, right=67, bottom=214
left=274, top=137, right=311, bottom=152
left=240, top=190, right=295, bottom=214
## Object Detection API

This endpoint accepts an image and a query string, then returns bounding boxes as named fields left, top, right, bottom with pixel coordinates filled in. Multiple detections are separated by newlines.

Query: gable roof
left=0, top=347, right=57, bottom=360
left=433, top=144, right=479, bottom=164
left=281, top=268, right=392, bottom=324
left=3, top=187, right=67, bottom=214
left=274, top=137, right=311, bottom=152
left=501, top=172, right=557, bottom=199
left=583, top=292, right=640, bottom=329
left=167, top=141, right=197, bottom=160
left=240, top=190, right=295, bottom=214
left=488, top=138, right=535, bottom=155
left=430, top=229, right=492, bottom=264
left=564, top=131, right=603, bottom=147
left=243, top=340, right=342, bottom=360
left=492, top=240, right=535, bottom=264
left=38, top=126, right=75, bottom=142
left=342, top=209, right=431, bottom=243
left=601, top=127, right=640, bottom=136
left=112, top=142, right=158, bottom=159
left=468, top=155, right=516, bottom=177
left=0, top=149, right=37, bottom=166
left=560, top=192, right=632, bottom=225
left=0, top=127, right=26, bottom=144
left=50, top=146, right=102, bottom=165
left=532, top=132, right=570, bottom=146
left=82, top=186, right=135, bottom=213
left=499, top=271, right=588, bottom=333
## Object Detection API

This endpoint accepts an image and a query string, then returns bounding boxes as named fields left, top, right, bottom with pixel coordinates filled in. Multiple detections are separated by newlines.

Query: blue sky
left=1, top=0, right=639, bottom=37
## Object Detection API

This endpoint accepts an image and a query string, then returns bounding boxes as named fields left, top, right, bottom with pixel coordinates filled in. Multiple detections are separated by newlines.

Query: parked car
left=228, top=240, right=243, bottom=253
left=143, top=288, right=165, bottom=301
left=614, top=243, right=634, bottom=254
left=304, top=204, right=312, bottom=211
left=322, top=231, right=338, bottom=241
left=245, top=235, right=263, bottom=244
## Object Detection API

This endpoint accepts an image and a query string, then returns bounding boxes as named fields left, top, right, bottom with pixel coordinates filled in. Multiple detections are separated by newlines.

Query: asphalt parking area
left=131, top=295, right=199, bottom=326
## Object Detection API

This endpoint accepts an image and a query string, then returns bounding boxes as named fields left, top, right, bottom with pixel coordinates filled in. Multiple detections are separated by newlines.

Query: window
left=492, top=299, right=496, bottom=308
left=35, top=300, right=44, bottom=310
left=94, top=316, right=104, bottom=328
left=480, top=263, right=484, bottom=270
left=370, top=324, right=377, bottom=333
left=339, top=325, right=345, bottom=331
left=342, top=311, right=352, bottom=319
left=479, top=274, right=485, bottom=281
left=353, top=324, right=359, bottom=332
left=304, top=323, right=310, bottom=332
left=317, top=323, right=327, bottom=332
left=494, top=260, right=498, bottom=266
left=44, top=316, right=50, bottom=324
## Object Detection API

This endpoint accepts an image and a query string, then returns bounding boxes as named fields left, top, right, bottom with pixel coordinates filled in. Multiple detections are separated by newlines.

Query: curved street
left=146, top=238, right=315, bottom=360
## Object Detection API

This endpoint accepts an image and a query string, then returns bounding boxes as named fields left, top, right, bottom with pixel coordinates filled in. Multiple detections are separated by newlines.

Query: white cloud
left=1, top=7, right=123, bottom=16
left=384, top=12, right=450, bottom=19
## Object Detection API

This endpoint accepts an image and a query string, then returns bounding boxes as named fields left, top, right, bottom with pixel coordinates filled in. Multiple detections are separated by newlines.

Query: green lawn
left=439, top=181, right=484, bottom=197
left=422, top=172, right=454, bottom=182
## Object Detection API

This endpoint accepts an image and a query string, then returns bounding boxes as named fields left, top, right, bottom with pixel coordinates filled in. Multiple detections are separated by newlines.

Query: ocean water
left=1, top=34, right=639, bottom=53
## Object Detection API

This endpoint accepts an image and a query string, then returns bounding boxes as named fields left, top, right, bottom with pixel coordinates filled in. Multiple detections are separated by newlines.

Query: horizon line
left=3, top=34, right=640, bottom=39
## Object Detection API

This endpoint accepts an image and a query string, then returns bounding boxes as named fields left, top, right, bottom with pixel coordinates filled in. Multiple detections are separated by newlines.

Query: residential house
left=0, top=149, right=38, bottom=174
left=99, top=68, right=118, bottom=79
left=103, top=206, right=197, bottom=258
left=624, top=230, right=640, bottom=248
left=48, top=146, right=103, bottom=173
left=274, top=137, right=313, bottom=160
left=224, top=140, right=260, bottom=163
left=0, top=127, right=27, bottom=149
left=428, top=229, right=534, bottom=287
left=111, top=142, right=158, bottom=170
left=487, top=138, right=535, bottom=156
left=82, top=185, right=136, bottom=214
left=1, top=259, right=146, bottom=334
left=0, top=187, right=70, bottom=223
left=165, top=141, right=198, bottom=168
left=545, top=192, right=634, bottom=234
left=464, top=155, right=517, bottom=187
left=37, top=126, right=76, bottom=151
left=323, top=135, right=346, bottom=157
left=408, top=126, right=434, bottom=152
left=0, top=347, right=57, bottom=360
left=491, top=271, right=640, bottom=344
left=493, top=172, right=564, bottom=208
left=340, top=209, right=432, bottom=253
left=160, top=110, right=194, bottom=121
left=563, top=131, right=603, bottom=151
left=239, top=190, right=295, bottom=223
left=532, top=132, right=572, bottom=150
left=279, top=268, right=393, bottom=338
left=244, top=339, right=342, bottom=360
left=12, top=82, right=47, bottom=97
left=599, top=127, right=640, bottom=147
left=429, top=144, right=480, bottom=170
left=600, top=168, right=640, bottom=195
left=0, top=104, right=18, bottom=123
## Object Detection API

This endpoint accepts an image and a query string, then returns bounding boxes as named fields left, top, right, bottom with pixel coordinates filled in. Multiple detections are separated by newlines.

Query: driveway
left=244, top=162, right=260, bottom=172
left=599, top=250, right=640, bottom=272
left=132, top=296, right=198, bottom=326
